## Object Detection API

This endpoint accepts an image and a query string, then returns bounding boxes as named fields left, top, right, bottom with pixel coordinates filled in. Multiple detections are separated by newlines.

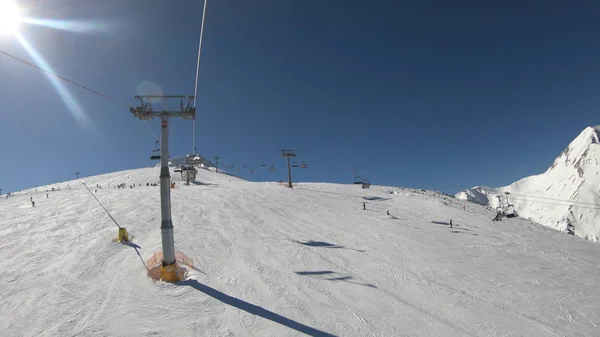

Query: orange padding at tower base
left=146, top=250, right=193, bottom=282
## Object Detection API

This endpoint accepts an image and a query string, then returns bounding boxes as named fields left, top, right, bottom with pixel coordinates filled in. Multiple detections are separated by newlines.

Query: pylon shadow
left=180, top=279, right=337, bottom=337
left=295, top=270, right=377, bottom=288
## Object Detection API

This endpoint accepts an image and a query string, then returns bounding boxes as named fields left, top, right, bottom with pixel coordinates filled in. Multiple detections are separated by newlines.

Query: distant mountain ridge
left=456, top=126, right=600, bottom=242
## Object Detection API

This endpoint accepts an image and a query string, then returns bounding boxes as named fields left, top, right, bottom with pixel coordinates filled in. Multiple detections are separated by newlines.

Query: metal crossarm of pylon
left=130, top=95, right=196, bottom=120
left=281, top=150, right=296, bottom=158
left=281, top=150, right=297, bottom=188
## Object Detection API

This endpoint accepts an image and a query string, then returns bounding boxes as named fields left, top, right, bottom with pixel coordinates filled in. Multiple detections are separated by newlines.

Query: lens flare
left=22, top=18, right=112, bottom=34
left=16, top=33, right=90, bottom=126
left=0, top=0, right=23, bottom=36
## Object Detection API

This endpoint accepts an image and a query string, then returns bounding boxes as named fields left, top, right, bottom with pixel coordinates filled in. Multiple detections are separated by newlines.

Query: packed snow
left=1, top=166, right=599, bottom=336
left=457, top=126, right=600, bottom=242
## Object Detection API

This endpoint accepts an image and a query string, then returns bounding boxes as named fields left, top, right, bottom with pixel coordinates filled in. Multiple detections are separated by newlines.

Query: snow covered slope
left=457, top=126, right=600, bottom=241
left=455, top=186, right=492, bottom=205
left=1, top=167, right=600, bottom=336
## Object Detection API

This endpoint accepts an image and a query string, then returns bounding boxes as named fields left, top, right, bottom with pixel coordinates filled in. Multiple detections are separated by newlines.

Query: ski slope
left=1, top=167, right=599, bottom=337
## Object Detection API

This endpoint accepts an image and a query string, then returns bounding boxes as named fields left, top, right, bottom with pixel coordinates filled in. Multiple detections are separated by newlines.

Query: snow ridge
left=457, top=126, right=600, bottom=241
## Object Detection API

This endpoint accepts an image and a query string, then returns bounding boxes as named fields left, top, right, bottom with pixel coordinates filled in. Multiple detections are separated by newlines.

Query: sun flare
left=0, top=0, right=23, bottom=36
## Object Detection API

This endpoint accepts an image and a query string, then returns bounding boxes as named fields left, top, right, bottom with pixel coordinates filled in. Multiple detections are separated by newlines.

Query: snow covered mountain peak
left=547, top=126, right=600, bottom=174
left=457, top=125, right=600, bottom=242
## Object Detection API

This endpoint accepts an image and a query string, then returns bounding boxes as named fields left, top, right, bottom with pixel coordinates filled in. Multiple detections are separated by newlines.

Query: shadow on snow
left=431, top=221, right=475, bottom=232
left=121, top=241, right=148, bottom=270
left=294, top=240, right=343, bottom=248
left=362, top=196, right=391, bottom=201
left=293, top=240, right=366, bottom=252
left=180, top=279, right=337, bottom=337
left=295, top=270, right=377, bottom=289
left=191, top=181, right=219, bottom=187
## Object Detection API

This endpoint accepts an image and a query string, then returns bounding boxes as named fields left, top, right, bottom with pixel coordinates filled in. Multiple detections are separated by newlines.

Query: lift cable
left=192, top=0, right=209, bottom=154
left=505, top=195, right=600, bottom=211
left=82, top=182, right=122, bottom=229
left=506, top=192, right=600, bottom=207
left=0, top=49, right=159, bottom=143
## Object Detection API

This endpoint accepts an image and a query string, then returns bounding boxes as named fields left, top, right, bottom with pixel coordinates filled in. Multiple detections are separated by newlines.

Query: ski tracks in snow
left=2, top=169, right=600, bottom=336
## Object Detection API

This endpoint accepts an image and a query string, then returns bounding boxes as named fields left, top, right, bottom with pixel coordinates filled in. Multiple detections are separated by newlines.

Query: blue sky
left=1, top=0, right=600, bottom=195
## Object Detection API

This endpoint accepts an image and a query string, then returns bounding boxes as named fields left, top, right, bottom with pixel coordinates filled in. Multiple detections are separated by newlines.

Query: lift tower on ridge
left=281, top=150, right=297, bottom=188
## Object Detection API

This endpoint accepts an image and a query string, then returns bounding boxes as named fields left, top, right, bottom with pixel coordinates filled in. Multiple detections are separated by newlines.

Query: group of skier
left=113, top=182, right=158, bottom=190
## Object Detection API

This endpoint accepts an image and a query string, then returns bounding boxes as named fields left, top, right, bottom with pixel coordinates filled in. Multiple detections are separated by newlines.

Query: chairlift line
left=192, top=0, right=210, bottom=154
left=0, top=49, right=160, bottom=144
left=193, top=0, right=209, bottom=110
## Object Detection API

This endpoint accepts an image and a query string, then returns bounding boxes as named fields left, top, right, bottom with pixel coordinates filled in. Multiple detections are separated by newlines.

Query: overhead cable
left=1, top=49, right=159, bottom=142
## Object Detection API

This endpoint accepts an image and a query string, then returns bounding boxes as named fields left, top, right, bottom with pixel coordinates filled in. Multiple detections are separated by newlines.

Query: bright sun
left=0, top=0, right=23, bottom=36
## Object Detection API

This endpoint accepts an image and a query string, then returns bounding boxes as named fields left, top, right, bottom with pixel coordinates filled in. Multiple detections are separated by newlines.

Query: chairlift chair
left=250, top=169, right=254, bottom=174
left=291, top=161, right=299, bottom=168
left=179, top=165, right=198, bottom=182
left=269, top=165, right=275, bottom=172
left=242, top=164, right=247, bottom=169
left=301, top=161, right=307, bottom=169
left=261, top=162, right=267, bottom=167
left=149, top=140, right=161, bottom=160
left=505, top=204, right=518, bottom=218
left=150, top=149, right=161, bottom=160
